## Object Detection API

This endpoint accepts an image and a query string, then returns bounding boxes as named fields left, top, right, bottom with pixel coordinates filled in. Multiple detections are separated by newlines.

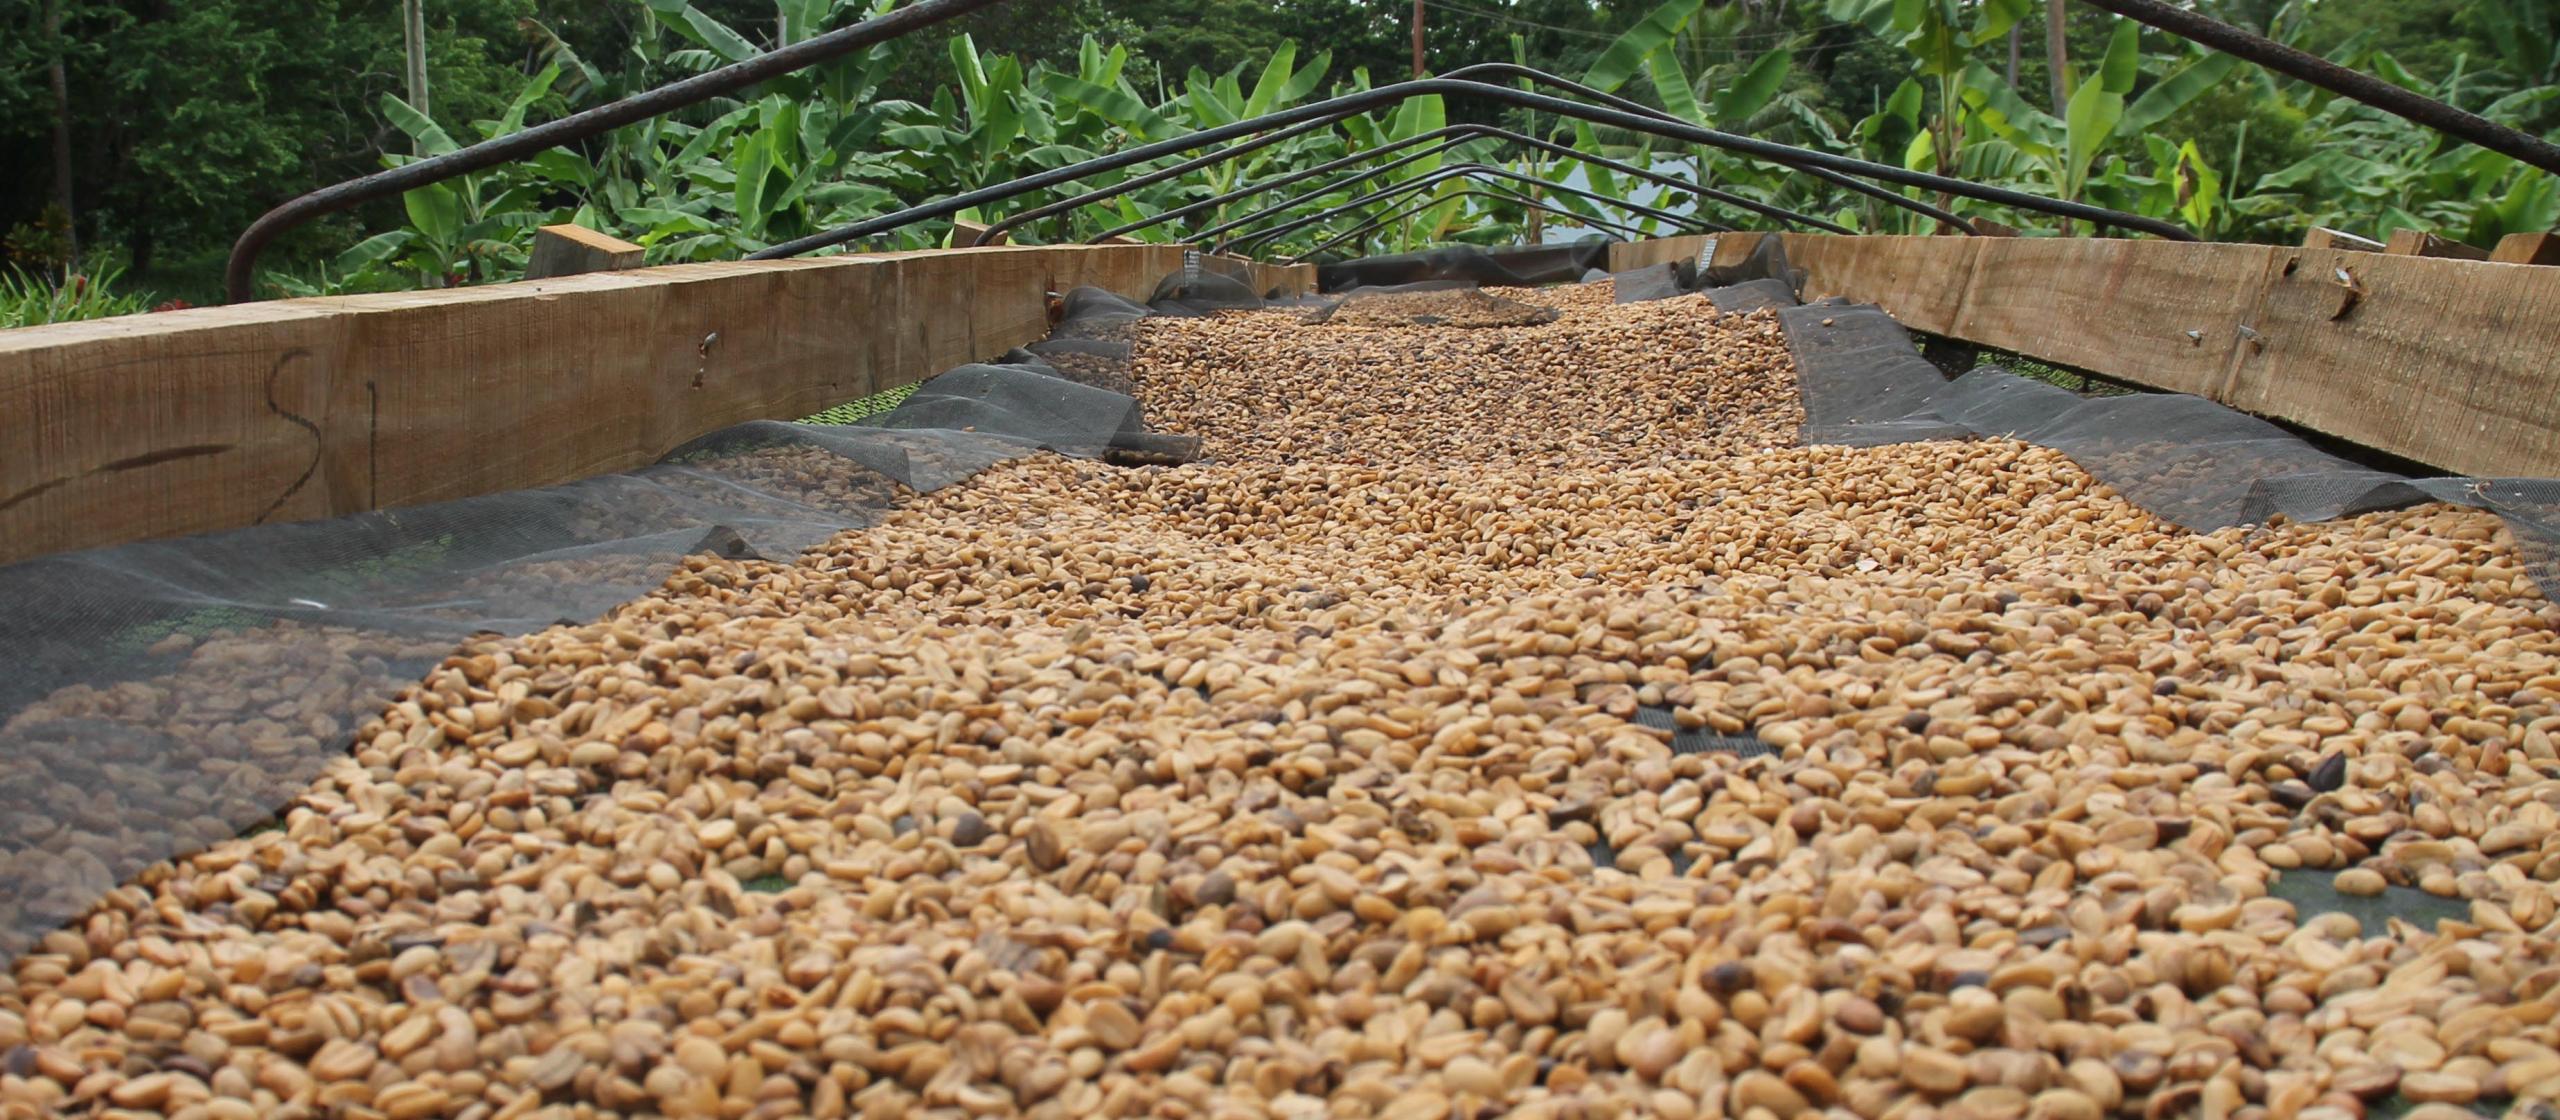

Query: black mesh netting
left=0, top=277, right=1255, bottom=964
left=1608, top=236, right=2560, bottom=595
left=1316, top=236, right=1613, bottom=292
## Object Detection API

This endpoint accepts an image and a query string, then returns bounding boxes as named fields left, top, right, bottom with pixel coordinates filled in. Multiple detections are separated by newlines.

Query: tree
left=0, top=0, right=539, bottom=293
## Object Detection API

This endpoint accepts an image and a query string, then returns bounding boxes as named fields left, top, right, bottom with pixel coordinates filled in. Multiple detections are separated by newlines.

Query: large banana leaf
left=776, top=0, right=829, bottom=45
left=1039, top=72, right=1169, bottom=141
left=1713, top=50, right=1795, bottom=126
left=644, top=0, right=759, bottom=65
left=403, top=183, right=465, bottom=250
left=2119, top=52, right=2239, bottom=136
left=381, top=95, right=458, bottom=157
left=1585, top=0, right=1702, bottom=93
left=1645, top=46, right=1704, bottom=126
left=1244, top=44, right=1300, bottom=118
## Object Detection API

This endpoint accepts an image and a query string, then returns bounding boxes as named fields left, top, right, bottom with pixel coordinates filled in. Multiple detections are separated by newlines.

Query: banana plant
left=2238, top=48, right=2560, bottom=246
left=2472, top=0, right=2560, bottom=88
left=1829, top=0, right=2029, bottom=209
left=344, top=67, right=567, bottom=287
left=1964, top=21, right=2188, bottom=229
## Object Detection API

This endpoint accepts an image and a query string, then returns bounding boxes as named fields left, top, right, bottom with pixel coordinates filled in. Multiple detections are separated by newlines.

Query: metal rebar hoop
left=758, top=78, right=2194, bottom=260
left=1221, top=163, right=1721, bottom=257
left=1284, top=188, right=1634, bottom=263
left=1120, top=123, right=1852, bottom=248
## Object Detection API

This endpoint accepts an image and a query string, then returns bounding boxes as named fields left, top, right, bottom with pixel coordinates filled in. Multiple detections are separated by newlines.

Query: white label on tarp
left=1698, top=234, right=1721, bottom=276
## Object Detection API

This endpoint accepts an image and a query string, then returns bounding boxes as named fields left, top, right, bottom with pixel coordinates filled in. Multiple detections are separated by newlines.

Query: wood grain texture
left=2384, top=229, right=2489, bottom=260
left=951, top=219, right=1010, bottom=247
left=2492, top=232, right=2560, bottom=266
left=524, top=224, right=647, bottom=280
left=1605, top=235, right=1715, bottom=273
left=2223, top=247, right=2560, bottom=479
left=2303, top=227, right=2384, bottom=252
left=0, top=245, right=1233, bottom=565
left=1949, top=238, right=2277, bottom=398
left=1762, top=233, right=2560, bottom=478
left=1777, top=234, right=1980, bottom=335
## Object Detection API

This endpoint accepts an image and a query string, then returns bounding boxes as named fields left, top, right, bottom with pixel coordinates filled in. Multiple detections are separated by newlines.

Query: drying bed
left=0, top=274, right=2557, bottom=1120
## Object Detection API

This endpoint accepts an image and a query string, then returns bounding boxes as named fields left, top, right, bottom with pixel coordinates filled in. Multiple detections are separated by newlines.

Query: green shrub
left=0, top=264, right=156, bottom=329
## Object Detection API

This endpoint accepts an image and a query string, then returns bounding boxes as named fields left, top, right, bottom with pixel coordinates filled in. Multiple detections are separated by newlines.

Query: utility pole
left=1411, top=0, right=1426, bottom=78
left=2008, top=24, right=2022, bottom=87
left=43, top=0, right=76, bottom=266
left=2049, top=0, right=2072, bottom=233
left=2047, top=0, right=2070, bottom=114
left=403, top=0, right=431, bottom=118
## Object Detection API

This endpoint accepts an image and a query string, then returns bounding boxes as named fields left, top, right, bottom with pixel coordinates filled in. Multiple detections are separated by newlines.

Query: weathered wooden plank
left=1762, top=232, right=2560, bottom=478
left=0, top=245, right=1205, bottom=565
left=2491, top=231, right=2560, bottom=267
left=1606, top=235, right=1708, bottom=273
left=1051, top=244, right=1184, bottom=301
left=2303, top=227, right=2384, bottom=252
left=1777, top=234, right=1980, bottom=336
left=2222, top=247, right=2560, bottom=479
left=0, top=303, right=350, bottom=558
left=1949, top=238, right=2278, bottom=398
left=2384, top=229, right=2489, bottom=261
left=1227, top=255, right=1321, bottom=299
left=951, top=219, right=1010, bottom=247
left=524, top=224, right=647, bottom=280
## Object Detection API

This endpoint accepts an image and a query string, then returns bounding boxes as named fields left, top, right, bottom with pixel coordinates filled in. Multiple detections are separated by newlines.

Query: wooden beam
left=1603, top=233, right=1791, bottom=277
left=2302, top=226, right=2384, bottom=252
left=0, top=245, right=1315, bottom=565
left=2383, top=229, right=2489, bottom=261
left=951, top=219, right=1009, bottom=247
left=523, top=224, right=646, bottom=280
left=2491, top=231, right=2560, bottom=267
left=1771, top=233, right=2560, bottom=480
left=1605, top=234, right=1715, bottom=273
left=1780, top=233, right=1977, bottom=335
left=2223, top=247, right=2557, bottom=479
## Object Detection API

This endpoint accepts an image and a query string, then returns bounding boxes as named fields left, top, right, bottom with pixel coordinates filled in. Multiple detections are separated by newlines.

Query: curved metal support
left=1228, top=164, right=1715, bottom=257
left=1200, top=149, right=1753, bottom=253
left=2080, top=0, right=2560, bottom=177
left=1043, top=131, right=1487, bottom=249
left=223, top=0, right=1005, bottom=302
left=1096, top=123, right=1853, bottom=246
left=1284, top=189, right=1629, bottom=264
left=759, top=77, right=2192, bottom=260
left=1221, top=163, right=1720, bottom=257
left=1437, top=62, right=1971, bottom=233
left=977, top=62, right=1902, bottom=248
left=968, top=111, right=1360, bottom=247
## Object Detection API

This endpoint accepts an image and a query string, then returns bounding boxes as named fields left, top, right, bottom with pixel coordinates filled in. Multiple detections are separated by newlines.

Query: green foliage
left=10, top=0, right=2559, bottom=316
left=1, top=263, right=153, bottom=328
left=279, top=2, right=1493, bottom=290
